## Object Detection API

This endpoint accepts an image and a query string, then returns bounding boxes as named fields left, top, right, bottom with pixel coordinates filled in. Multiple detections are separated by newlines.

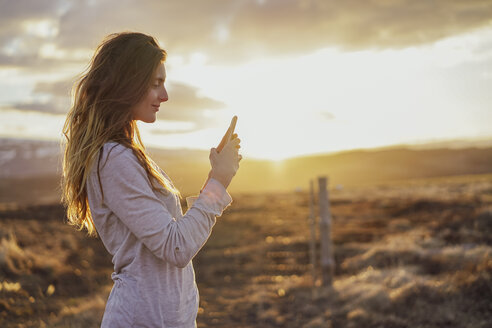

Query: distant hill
left=0, top=138, right=62, bottom=178
left=0, top=138, right=209, bottom=179
left=229, top=147, right=492, bottom=193
left=1, top=137, right=492, bottom=204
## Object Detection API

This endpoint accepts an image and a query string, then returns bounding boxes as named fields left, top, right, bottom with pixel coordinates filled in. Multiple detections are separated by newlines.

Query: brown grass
left=0, top=174, right=491, bottom=327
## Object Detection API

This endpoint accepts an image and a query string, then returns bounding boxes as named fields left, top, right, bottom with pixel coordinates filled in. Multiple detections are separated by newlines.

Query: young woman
left=61, top=32, right=241, bottom=327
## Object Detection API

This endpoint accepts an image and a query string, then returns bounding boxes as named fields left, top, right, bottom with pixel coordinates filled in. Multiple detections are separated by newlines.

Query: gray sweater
left=86, top=142, right=232, bottom=327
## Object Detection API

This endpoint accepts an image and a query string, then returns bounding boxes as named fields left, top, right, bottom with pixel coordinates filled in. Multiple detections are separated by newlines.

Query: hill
left=1, top=138, right=492, bottom=204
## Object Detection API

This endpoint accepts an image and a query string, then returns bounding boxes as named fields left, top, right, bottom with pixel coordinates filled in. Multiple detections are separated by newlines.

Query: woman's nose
left=159, top=87, right=168, bottom=102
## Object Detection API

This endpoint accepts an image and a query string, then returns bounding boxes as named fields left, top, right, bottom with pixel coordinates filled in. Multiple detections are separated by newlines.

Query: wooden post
left=308, top=180, right=318, bottom=297
left=318, top=176, right=334, bottom=286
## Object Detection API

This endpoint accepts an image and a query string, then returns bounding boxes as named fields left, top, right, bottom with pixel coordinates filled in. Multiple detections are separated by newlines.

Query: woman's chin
left=140, top=116, right=157, bottom=123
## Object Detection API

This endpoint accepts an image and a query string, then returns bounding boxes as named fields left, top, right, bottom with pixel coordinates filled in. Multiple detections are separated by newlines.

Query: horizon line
left=1, top=134, right=492, bottom=161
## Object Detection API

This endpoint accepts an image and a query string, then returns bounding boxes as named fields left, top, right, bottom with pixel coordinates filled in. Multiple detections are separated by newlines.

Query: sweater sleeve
left=97, top=145, right=232, bottom=268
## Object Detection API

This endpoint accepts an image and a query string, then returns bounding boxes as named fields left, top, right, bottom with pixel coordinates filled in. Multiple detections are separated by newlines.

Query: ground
left=0, top=174, right=491, bottom=327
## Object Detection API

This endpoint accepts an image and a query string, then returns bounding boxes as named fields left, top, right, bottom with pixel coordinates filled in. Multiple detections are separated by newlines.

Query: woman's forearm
left=200, top=171, right=212, bottom=193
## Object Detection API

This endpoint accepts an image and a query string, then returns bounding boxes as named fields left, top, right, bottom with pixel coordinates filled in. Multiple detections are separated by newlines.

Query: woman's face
left=132, top=62, right=168, bottom=123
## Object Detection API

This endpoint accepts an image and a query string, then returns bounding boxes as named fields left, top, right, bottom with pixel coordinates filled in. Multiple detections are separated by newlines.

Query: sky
left=1, top=0, right=491, bottom=160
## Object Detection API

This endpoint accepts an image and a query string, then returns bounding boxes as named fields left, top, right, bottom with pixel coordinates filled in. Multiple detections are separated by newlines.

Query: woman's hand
left=209, top=134, right=242, bottom=189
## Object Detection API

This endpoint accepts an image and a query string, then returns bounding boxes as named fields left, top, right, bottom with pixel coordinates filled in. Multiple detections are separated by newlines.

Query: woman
left=61, top=32, right=241, bottom=327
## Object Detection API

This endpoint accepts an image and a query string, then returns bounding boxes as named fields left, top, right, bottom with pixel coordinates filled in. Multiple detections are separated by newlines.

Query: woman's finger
left=228, top=138, right=240, bottom=145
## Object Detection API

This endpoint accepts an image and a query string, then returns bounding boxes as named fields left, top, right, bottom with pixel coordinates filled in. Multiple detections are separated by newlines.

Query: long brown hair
left=62, top=32, right=180, bottom=236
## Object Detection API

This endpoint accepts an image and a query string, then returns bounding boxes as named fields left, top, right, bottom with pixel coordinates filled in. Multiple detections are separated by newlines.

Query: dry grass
left=0, top=174, right=491, bottom=327
left=0, top=205, right=112, bottom=327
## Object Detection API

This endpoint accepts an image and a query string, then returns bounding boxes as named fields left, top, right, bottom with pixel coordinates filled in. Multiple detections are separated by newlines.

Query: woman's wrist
left=200, top=173, right=211, bottom=193
left=208, top=170, right=230, bottom=190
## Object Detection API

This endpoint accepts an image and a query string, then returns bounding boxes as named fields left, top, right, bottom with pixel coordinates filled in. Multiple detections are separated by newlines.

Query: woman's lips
left=152, top=105, right=159, bottom=111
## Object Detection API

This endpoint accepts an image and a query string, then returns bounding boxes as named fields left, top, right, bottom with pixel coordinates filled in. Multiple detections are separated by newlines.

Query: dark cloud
left=1, top=0, right=492, bottom=68
left=0, top=0, right=63, bottom=21
left=8, top=77, right=74, bottom=114
left=0, top=0, right=65, bottom=66
left=8, top=98, right=68, bottom=114
left=222, top=0, right=492, bottom=58
left=168, top=83, right=224, bottom=111
left=54, top=0, right=492, bottom=60
left=54, top=0, right=225, bottom=51
left=7, top=77, right=225, bottom=124
left=153, top=82, right=227, bottom=128
left=0, top=54, right=39, bottom=67
left=34, top=79, right=73, bottom=97
left=0, top=53, right=86, bottom=71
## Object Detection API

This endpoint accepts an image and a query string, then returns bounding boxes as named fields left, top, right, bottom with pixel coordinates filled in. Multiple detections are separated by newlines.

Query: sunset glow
left=1, top=1, right=491, bottom=160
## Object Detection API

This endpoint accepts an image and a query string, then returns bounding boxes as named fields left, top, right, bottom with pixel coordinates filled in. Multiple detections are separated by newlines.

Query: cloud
left=6, top=76, right=74, bottom=114
left=2, top=0, right=492, bottom=68
left=219, top=0, right=492, bottom=60
left=7, top=100, right=67, bottom=115
left=154, top=81, right=227, bottom=131
left=0, top=0, right=63, bottom=22
left=33, top=79, right=73, bottom=97
left=0, top=0, right=64, bottom=63
left=161, top=82, right=225, bottom=120
left=6, top=77, right=225, bottom=123
left=55, top=0, right=492, bottom=60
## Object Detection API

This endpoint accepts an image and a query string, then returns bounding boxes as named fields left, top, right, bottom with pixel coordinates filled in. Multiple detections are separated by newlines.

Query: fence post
left=308, top=180, right=318, bottom=298
left=318, top=176, right=334, bottom=286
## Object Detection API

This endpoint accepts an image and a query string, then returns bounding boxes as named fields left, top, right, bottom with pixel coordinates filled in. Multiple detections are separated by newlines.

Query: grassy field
left=0, top=174, right=491, bottom=327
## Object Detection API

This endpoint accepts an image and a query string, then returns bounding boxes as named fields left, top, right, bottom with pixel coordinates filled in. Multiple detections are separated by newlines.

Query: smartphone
left=200, top=116, right=238, bottom=193
left=217, top=116, right=237, bottom=152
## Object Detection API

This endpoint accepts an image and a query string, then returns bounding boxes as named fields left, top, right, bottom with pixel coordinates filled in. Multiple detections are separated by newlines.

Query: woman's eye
left=153, top=80, right=164, bottom=88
